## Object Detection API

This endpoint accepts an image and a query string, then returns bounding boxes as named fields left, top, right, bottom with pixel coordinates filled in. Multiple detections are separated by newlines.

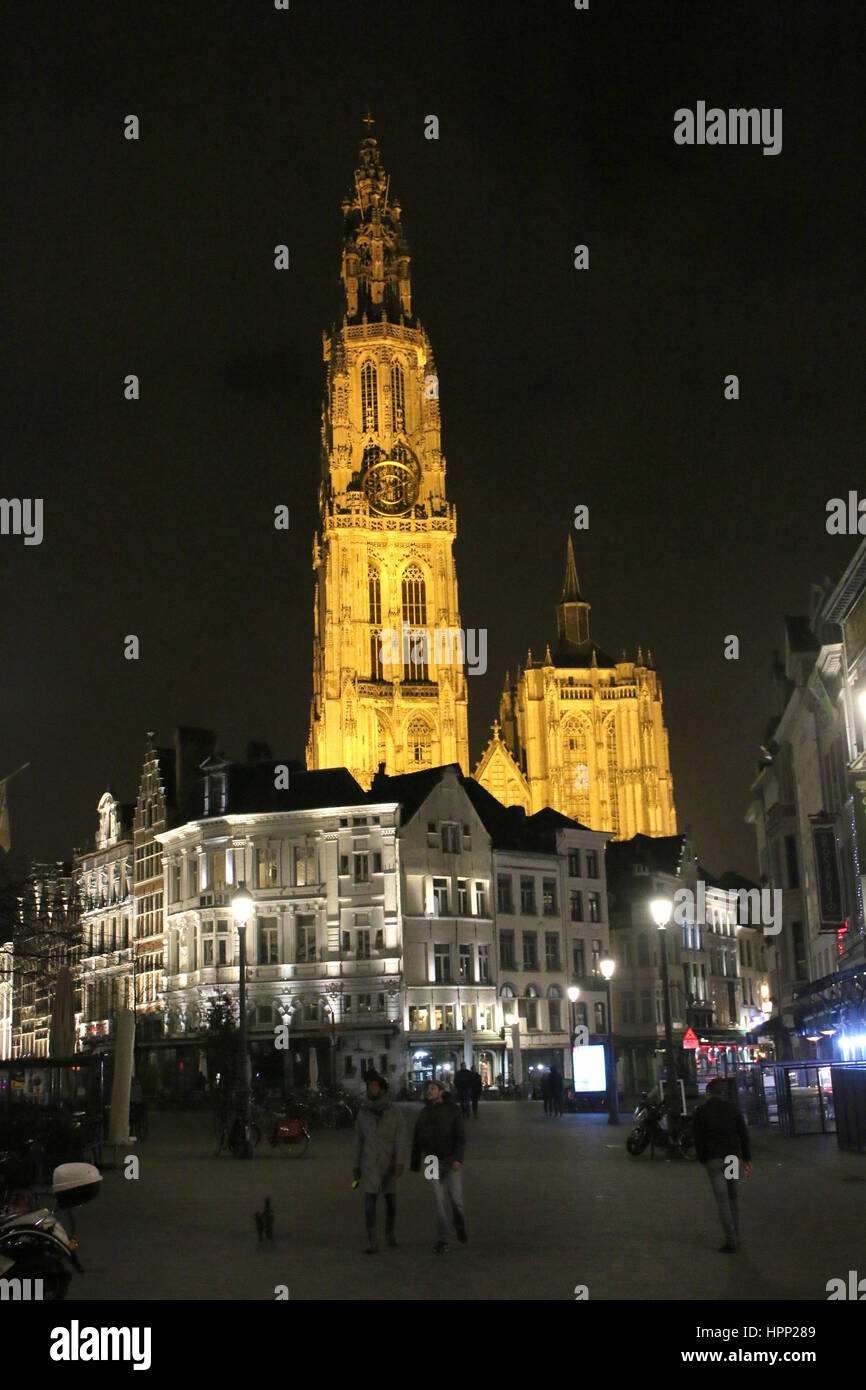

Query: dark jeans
left=364, top=1192, right=396, bottom=1234
left=705, top=1158, right=740, bottom=1245
left=551, top=1092, right=563, bottom=1117
left=471, top=1095, right=479, bottom=1116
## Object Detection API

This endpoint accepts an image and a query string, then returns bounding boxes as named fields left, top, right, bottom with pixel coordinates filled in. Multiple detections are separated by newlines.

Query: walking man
left=454, top=1062, right=472, bottom=1117
left=411, top=1078, right=468, bottom=1253
left=693, top=1077, right=752, bottom=1253
left=540, top=1068, right=552, bottom=1116
left=353, top=1071, right=407, bottom=1253
left=469, top=1065, right=482, bottom=1118
left=549, top=1064, right=564, bottom=1118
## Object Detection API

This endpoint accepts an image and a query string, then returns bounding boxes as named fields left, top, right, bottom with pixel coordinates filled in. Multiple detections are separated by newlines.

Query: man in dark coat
left=469, top=1065, right=483, bottom=1117
left=454, top=1062, right=472, bottom=1117
left=549, top=1065, right=564, bottom=1117
left=693, top=1077, right=753, bottom=1252
left=353, top=1071, right=408, bottom=1253
left=411, top=1077, right=468, bottom=1252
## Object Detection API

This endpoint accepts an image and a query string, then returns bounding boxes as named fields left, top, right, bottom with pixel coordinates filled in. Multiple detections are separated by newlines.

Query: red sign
left=683, top=1027, right=699, bottom=1050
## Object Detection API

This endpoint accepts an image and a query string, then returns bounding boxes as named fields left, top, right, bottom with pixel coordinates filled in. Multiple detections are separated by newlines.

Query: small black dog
left=254, top=1196, right=274, bottom=1242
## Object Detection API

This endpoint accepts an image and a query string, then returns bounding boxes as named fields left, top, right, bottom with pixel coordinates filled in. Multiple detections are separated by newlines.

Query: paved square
left=70, top=1102, right=866, bottom=1301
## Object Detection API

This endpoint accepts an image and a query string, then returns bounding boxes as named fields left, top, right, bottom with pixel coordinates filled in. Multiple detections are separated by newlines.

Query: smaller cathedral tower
left=474, top=540, right=677, bottom=838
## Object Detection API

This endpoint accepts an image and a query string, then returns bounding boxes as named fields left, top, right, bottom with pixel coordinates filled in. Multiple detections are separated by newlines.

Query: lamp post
left=599, top=958, right=618, bottom=1124
left=567, top=985, right=581, bottom=1047
left=231, top=885, right=253, bottom=1158
left=650, top=897, right=677, bottom=1088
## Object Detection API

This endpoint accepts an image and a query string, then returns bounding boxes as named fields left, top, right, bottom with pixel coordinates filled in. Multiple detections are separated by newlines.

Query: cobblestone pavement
left=67, top=1101, right=866, bottom=1300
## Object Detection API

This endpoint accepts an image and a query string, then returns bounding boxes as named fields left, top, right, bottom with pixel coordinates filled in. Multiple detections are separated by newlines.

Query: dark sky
left=2, top=1, right=865, bottom=874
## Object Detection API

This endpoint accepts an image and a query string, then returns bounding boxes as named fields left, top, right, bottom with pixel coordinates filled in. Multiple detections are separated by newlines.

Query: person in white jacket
left=353, top=1071, right=408, bottom=1253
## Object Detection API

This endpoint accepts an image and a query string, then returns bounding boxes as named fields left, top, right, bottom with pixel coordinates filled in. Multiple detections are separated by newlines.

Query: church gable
left=474, top=724, right=531, bottom=812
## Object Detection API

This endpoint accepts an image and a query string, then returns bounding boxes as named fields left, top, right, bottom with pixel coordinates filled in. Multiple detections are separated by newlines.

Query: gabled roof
left=605, top=832, right=688, bottom=881
left=221, top=764, right=368, bottom=816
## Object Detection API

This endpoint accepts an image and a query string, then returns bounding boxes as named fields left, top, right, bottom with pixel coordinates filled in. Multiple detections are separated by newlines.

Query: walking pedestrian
left=540, top=1069, right=552, bottom=1116
left=469, top=1065, right=482, bottom=1118
left=353, top=1071, right=408, bottom=1253
left=693, top=1077, right=752, bottom=1253
left=411, top=1078, right=468, bottom=1253
left=549, top=1064, right=564, bottom=1118
left=454, top=1062, right=472, bottom=1117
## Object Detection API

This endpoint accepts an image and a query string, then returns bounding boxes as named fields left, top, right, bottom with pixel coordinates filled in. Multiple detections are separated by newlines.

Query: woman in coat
left=353, top=1071, right=408, bottom=1252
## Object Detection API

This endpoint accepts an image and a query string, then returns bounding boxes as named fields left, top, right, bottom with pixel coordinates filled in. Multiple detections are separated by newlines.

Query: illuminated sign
left=571, top=1043, right=607, bottom=1092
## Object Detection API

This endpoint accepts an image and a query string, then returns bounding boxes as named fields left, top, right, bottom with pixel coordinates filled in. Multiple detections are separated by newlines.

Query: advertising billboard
left=571, top=1043, right=607, bottom=1093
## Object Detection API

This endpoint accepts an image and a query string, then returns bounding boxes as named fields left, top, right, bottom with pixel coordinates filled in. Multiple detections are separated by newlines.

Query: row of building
left=3, top=728, right=776, bottom=1098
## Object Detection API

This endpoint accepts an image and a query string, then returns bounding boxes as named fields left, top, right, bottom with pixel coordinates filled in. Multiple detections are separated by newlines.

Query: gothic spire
left=555, top=536, right=591, bottom=651
left=340, top=113, right=412, bottom=323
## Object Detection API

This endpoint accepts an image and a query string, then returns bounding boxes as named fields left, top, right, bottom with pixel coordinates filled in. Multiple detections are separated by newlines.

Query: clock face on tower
left=363, top=454, right=420, bottom=515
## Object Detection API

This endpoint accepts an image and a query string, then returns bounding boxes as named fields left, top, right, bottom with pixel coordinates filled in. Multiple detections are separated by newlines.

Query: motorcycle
left=0, top=1157, right=102, bottom=1300
left=626, top=1091, right=695, bottom=1160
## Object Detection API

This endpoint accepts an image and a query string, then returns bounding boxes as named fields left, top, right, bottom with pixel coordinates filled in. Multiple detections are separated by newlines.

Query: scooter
left=626, top=1091, right=695, bottom=1160
left=0, top=1158, right=102, bottom=1300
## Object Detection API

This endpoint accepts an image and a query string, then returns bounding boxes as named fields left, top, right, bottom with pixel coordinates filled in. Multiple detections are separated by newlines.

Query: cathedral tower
left=307, top=117, right=470, bottom=786
left=475, top=538, right=677, bottom=837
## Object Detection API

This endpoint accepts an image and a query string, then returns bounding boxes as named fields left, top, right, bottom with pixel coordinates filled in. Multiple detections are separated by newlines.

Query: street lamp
left=599, top=957, right=618, bottom=1124
left=567, top=985, right=580, bottom=1046
left=650, top=897, right=677, bottom=1088
left=231, top=885, right=254, bottom=1158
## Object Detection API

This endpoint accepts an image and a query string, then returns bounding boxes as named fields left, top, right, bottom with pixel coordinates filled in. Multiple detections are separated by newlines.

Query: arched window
left=500, top=984, right=516, bottom=1000
left=407, top=718, right=432, bottom=769
left=362, top=443, right=381, bottom=472
left=361, top=361, right=378, bottom=433
left=401, top=565, right=428, bottom=680
left=606, top=720, right=620, bottom=838
left=390, top=360, right=405, bottom=433
left=563, top=720, right=590, bottom=822
left=369, top=568, right=382, bottom=679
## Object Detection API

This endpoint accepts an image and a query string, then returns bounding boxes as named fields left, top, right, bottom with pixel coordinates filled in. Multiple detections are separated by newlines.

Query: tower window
left=401, top=565, right=428, bottom=680
left=407, top=719, right=432, bottom=769
left=369, top=568, right=382, bottom=679
left=361, top=360, right=379, bottom=433
left=606, top=721, right=620, bottom=837
left=390, top=361, right=405, bottom=433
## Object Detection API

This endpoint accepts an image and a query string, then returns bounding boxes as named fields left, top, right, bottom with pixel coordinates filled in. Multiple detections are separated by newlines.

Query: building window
left=640, top=990, right=653, bottom=1024
left=545, top=932, right=561, bottom=972
left=621, top=993, right=635, bottom=1024
left=432, top=877, right=449, bottom=915
left=549, top=998, right=562, bottom=1031
left=258, top=917, right=279, bottom=964
left=592, top=938, right=603, bottom=975
left=369, top=569, right=383, bottom=679
left=520, top=876, right=536, bottom=915
left=497, top=876, right=513, bottom=913
left=296, top=916, right=316, bottom=963
left=459, top=944, right=472, bottom=983
left=434, top=944, right=452, bottom=983
left=594, top=1000, right=606, bottom=1033
left=542, top=878, right=558, bottom=916
left=500, top=931, right=515, bottom=968
left=409, top=1005, right=429, bottom=1031
left=390, top=360, right=405, bottom=432
left=573, top=939, right=586, bottom=977
left=588, top=891, right=602, bottom=923
left=522, top=931, right=538, bottom=969
left=457, top=879, right=469, bottom=916
left=256, top=846, right=279, bottom=889
left=478, top=944, right=490, bottom=982
left=519, top=995, right=539, bottom=1031
left=294, top=844, right=316, bottom=886
left=361, top=360, right=379, bottom=432
left=586, top=851, right=599, bottom=879
left=353, top=851, right=370, bottom=883
left=356, top=929, right=371, bottom=959
left=408, top=719, right=432, bottom=768
left=570, top=889, right=583, bottom=922
left=567, top=850, right=581, bottom=878
left=474, top=881, right=487, bottom=916
left=401, top=567, right=428, bottom=680
left=441, top=822, right=461, bottom=854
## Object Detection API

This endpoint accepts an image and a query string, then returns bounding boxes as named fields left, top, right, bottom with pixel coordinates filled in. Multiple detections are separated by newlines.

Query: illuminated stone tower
left=475, top=538, right=677, bottom=837
left=307, top=116, right=470, bottom=786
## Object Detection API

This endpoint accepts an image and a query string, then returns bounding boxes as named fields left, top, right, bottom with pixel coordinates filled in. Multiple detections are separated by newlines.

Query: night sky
left=3, top=1, right=864, bottom=874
